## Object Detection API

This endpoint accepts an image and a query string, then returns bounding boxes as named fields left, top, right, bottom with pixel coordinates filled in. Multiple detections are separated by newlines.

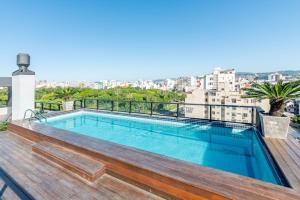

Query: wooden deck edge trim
left=106, top=170, right=181, bottom=200
left=7, top=121, right=300, bottom=200
left=32, top=144, right=106, bottom=182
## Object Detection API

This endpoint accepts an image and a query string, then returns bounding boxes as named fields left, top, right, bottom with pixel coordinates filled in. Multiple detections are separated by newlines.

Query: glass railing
left=73, top=99, right=258, bottom=125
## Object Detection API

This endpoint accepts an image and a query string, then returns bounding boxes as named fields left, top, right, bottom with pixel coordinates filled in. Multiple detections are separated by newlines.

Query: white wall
left=12, top=75, right=35, bottom=120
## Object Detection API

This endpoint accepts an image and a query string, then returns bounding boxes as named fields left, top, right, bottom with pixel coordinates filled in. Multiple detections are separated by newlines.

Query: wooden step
left=32, top=142, right=106, bottom=182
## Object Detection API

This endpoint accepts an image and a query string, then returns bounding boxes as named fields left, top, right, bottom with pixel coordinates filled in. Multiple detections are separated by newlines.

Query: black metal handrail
left=35, top=102, right=62, bottom=112
left=74, top=99, right=259, bottom=125
left=78, top=98, right=257, bottom=108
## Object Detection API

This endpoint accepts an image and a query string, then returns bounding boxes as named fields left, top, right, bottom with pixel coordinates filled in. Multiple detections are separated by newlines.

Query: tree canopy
left=36, top=87, right=186, bottom=103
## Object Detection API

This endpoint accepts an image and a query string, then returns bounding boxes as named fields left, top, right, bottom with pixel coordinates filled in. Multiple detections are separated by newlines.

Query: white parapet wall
left=12, top=75, right=35, bottom=120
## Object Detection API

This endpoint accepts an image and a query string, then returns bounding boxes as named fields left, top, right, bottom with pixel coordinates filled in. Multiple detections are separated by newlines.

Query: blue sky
left=0, top=0, right=299, bottom=81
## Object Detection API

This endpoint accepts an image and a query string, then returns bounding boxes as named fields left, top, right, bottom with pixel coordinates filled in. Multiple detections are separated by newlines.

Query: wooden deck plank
left=7, top=120, right=300, bottom=200
left=264, top=136, right=300, bottom=191
left=0, top=131, right=165, bottom=200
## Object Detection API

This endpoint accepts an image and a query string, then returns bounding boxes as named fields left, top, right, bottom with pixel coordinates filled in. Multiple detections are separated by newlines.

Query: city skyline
left=36, top=68, right=300, bottom=82
left=36, top=68, right=300, bottom=92
left=1, top=0, right=300, bottom=80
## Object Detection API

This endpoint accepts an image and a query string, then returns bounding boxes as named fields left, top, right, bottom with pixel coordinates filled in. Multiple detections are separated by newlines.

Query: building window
left=232, top=113, right=236, bottom=117
left=185, top=107, right=193, bottom=113
left=232, top=99, right=237, bottom=103
left=243, top=113, right=248, bottom=118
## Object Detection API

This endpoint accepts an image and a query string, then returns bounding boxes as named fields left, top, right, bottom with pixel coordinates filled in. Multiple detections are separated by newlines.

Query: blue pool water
left=44, top=111, right=281, bottom=185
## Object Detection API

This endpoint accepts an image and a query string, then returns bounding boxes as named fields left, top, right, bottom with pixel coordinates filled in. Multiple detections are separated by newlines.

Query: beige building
left=184, top=89, right=269, bottom=123
left=184, top=68, right=269, bottom=124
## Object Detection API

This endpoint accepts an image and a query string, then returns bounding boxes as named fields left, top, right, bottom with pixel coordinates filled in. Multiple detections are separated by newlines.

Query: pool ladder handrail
left=23, top=109, right=47, bottom=123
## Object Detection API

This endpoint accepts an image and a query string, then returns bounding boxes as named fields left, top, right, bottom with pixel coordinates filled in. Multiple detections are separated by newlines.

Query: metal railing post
left=209, top=105, right=212, bottom=121
left=129, top=101, right=132, bottom=114
left=49, top=103, right=52, bottom=111
left=96, top=99, right=99, bottom=110
left=111, top=100, right=114, bottom=111
left=176, top=103, right=179, bottom=118
left=150, top=102, right=153, bottom=116
left=41, top=102, right=44, bottom=112
left=251, top=107, right=255, bottom=126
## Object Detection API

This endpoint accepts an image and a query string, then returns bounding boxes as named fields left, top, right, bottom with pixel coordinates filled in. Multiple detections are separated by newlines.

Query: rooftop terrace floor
left=0, top=131, right=165, bottom=200
left=5, top=110, right=300, bottom=200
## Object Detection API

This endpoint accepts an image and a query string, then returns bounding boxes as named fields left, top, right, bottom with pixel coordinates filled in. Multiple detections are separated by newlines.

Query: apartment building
left=202, top=68, right=236, bottom=91
left=184, top=68, right=269, bottom=123
left=268, top=72, right=284, bottom=82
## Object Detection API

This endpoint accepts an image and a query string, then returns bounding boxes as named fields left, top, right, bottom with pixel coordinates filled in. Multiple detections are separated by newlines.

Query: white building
left=203, top=68, right=235, bottom=91
left=268, top=72, right=284, bottom=82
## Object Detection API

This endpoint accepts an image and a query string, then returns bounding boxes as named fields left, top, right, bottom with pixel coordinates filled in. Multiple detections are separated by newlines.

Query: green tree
left=243, top=80, right=300, bottom=116
left=54, top=87, right=78, bottom=102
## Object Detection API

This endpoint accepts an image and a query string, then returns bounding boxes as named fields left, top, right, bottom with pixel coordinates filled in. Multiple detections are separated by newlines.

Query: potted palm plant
left=243, top=80, right=300, bottom=139
left=55, top=87, right=76, bottom=111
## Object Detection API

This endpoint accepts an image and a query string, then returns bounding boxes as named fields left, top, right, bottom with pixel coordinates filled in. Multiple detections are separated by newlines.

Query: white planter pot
left=259, top=113, right=290, bottom=139
left=62, top=101, right=74, bottom=111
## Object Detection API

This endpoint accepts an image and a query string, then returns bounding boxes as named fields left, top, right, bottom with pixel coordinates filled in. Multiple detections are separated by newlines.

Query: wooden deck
left=6, top=118, right=300, bottom=200
left=264, top=131, right=300, bottom=191
left=32, top=142, right=106, bottom=182
left=0, top=131, right=165, bottom=200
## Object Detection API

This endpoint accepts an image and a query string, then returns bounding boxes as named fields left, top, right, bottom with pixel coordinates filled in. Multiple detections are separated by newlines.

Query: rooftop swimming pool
left=43, top=111, right=282, bottom=185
